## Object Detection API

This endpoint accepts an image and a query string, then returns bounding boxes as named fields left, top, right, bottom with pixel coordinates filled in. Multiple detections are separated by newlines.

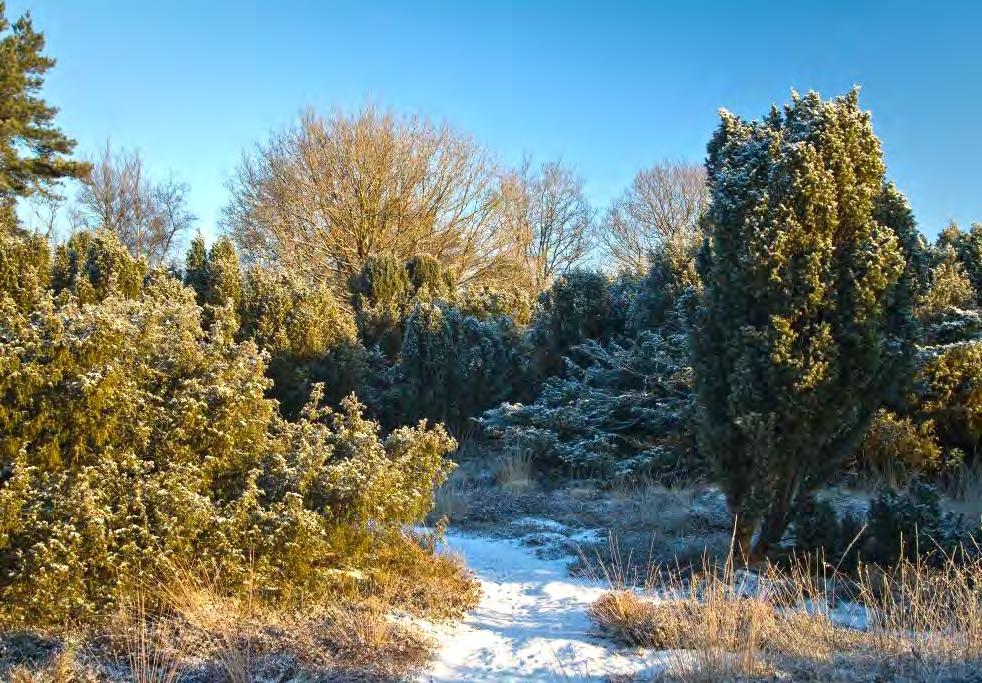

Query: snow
left=419, top=532, right=680, bottom=682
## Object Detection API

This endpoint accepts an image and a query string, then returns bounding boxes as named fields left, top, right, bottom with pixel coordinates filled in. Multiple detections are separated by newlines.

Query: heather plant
left=690, top=90, right=916, bottom=558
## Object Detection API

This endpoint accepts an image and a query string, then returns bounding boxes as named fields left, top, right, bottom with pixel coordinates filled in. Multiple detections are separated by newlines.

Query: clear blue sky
left=13, top=0, right=982, bottom=240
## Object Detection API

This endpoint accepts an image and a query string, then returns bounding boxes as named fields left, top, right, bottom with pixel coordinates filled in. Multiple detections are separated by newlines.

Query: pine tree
left=690, top=90, right=915, bottom=558
left=0, top=3, right=87, bottom=222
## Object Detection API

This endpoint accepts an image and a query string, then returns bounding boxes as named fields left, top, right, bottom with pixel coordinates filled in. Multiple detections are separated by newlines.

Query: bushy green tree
left=349, top=253, right=458, bottom=358
left=916, top=341, right=982, bottom=460
left=0, top=218, right=49, bottom=312
left=532, top=269, right=628, bottom=377
left=239, top=267, right=366, bottom=417
left=628, top=237, right=701, bottom=334
left=182, top=232, right=208, bottom=302
left=391, top=302, right=530, bottom=433
left=180, top=234, right=243, bottom=331
left=959, top=224, right=982, bottom=297
left=406, top=253, right=455, bottom=299
left=51, top=230, right=147, bottom=303
left=917, top=248, right=977, bottom=319
left=456, top=283, right=535, bottom=325
left=203, top=236, right=243, bottom=309
left=937, top=222, right=982, bottom=299
left=690, top=90, right=915, bottom=557
left=0, top=3, right=88, bottom=222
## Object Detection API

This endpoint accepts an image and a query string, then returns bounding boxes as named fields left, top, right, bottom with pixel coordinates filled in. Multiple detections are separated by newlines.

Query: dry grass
left=1, top=531, right=480, bottom=682
left=588, top=537, right=982, bottom=681
left=494, top=449, right=536, bottom=492
left=368, top=528, right=482, bottom=621
left=5, top=650, right=80, bottom=683
left=943, top=460, right=982, bottom=525
left=432, top=475, right=475, bottom=522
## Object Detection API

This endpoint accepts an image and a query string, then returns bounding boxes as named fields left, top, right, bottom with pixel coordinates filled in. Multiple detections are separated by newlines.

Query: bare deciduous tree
left=499, top=159, right=594, bottom=292
left=223, top=106, right=523, bottom=288
left=72, top=142, right=196, bottom=266
left=600, top=160, right=708, bottom=273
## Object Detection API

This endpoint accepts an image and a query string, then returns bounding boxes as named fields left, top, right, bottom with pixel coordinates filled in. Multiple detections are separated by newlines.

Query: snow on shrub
left=0, top=242, right=456, bottom=625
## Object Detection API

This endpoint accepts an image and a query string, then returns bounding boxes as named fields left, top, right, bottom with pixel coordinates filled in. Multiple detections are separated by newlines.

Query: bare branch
left=72, top=141, right=196, bottom=266
left=599, top=160, right=708, bottom=274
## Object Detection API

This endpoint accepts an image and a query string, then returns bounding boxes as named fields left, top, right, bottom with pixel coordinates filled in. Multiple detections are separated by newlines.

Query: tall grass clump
left=588, top=536, right=982, bottom=680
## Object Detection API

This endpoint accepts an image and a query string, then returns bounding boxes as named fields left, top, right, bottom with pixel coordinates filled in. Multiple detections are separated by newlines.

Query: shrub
left=391, top=302, right=530, bottom=433
left=481, top=331, right=696, bottom=482
left=865, top=480, right=958, bottom=566
left=0, top=258, right=457, bottom=626
left=859, top=409, right=945, bottom=483
left=238, top=267, right=366, bottom=417
left=532, top=269, right=627, bottom=377
left=792, top=495, right=864, bottom=565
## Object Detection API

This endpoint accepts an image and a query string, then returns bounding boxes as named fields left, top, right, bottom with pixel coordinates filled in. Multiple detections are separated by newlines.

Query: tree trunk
left=731, top=513, right=758, bottom=565
left=752, top=486, right=796, bottom=559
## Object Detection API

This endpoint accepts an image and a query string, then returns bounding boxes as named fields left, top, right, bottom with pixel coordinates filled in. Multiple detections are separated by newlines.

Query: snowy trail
left=418, top=531, right=674, bottom=682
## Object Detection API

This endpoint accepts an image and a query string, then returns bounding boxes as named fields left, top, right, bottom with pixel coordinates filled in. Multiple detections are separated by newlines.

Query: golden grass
left=588, top=538, right=982, bottom=681
left=1, top=531, right=480, bottom=682
left=6, top=650, right=78, bottom=683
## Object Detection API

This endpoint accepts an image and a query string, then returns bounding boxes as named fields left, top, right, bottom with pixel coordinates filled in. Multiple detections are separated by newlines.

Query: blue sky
left=13, top=1, right=982, bottom=240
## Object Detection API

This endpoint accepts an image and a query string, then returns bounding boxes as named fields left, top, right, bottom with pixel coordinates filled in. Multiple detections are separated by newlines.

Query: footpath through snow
left=418, top=530, right=675, bottom=682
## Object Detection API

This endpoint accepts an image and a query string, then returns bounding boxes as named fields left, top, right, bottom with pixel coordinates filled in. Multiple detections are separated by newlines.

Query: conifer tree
left=0, top=215, right=49, bottom=311
left=204, top=236, right=243, bottom=309
left=0, top=3, right=87, bottom=222
left=690, top=90, right=915, bottom=558
left=956, top=224, right=982, bottom=298
left=51, top=230, right=147, bottom=303
left=182, top=233, right=208, bottom=303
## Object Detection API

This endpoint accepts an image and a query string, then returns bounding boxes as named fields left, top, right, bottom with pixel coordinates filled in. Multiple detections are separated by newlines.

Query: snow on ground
left=418, top=531, right=680, bottom=682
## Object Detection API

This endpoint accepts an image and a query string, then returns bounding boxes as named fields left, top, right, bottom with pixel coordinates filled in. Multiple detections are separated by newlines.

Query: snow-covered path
left=419, top=531, right=674, bottom=682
